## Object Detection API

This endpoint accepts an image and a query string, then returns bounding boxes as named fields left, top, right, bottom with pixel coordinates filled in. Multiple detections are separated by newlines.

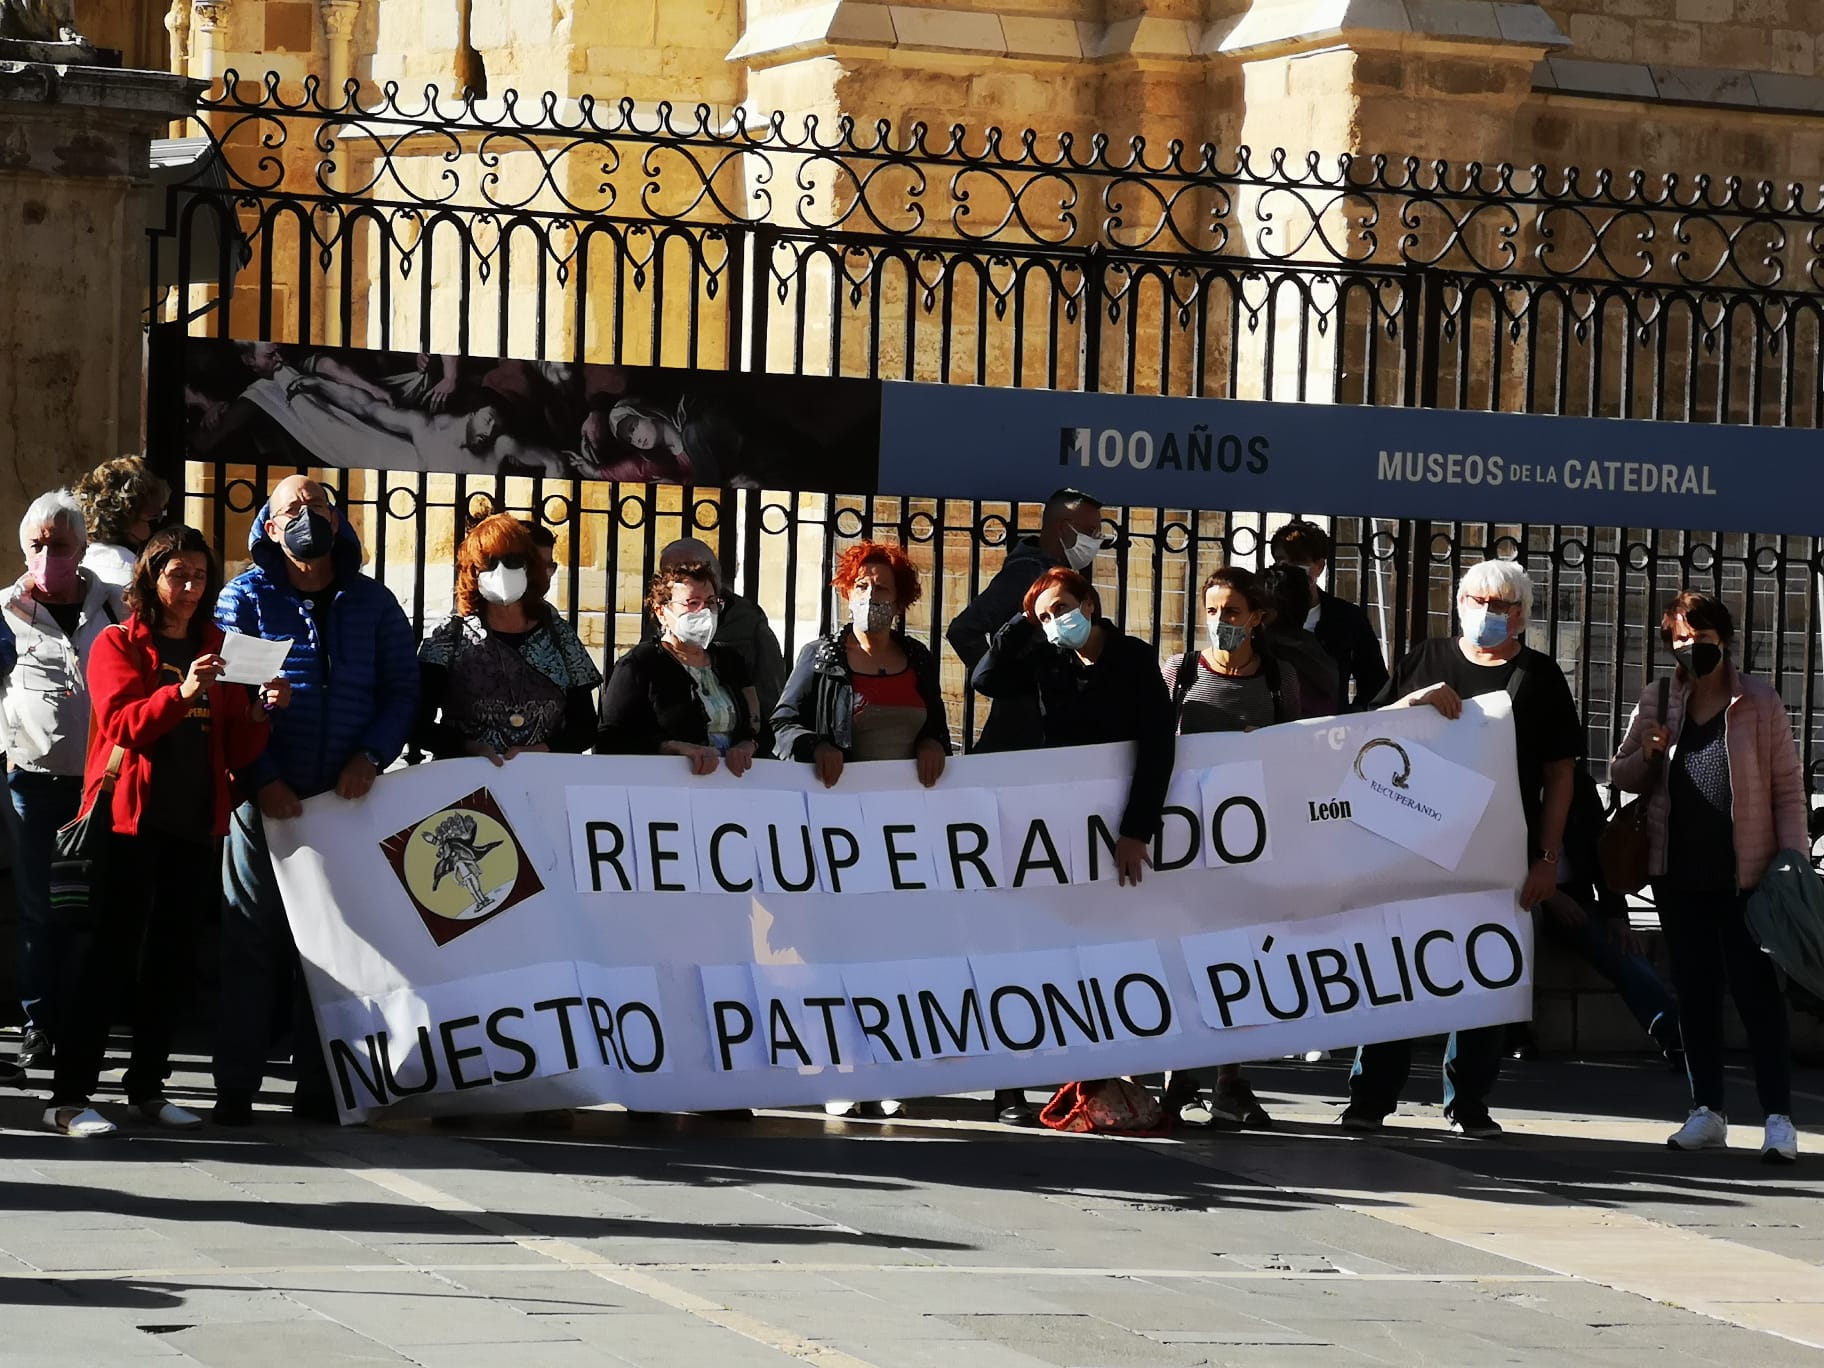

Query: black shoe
left=17, top=1028, right=50, bottom=1070
left=0, top=1058, right=23, bottom=1088
left=212, top=1094, right=254, bottom=1127
left=695, top=1109, right=754, bottom=1122
left=1339, top=1104, right=1385, bottom=1133
left=1447, top=1110, right=1504, bottom=1140
left=290, top=1095, right=339, bottom=1124
left=993, top=1090, right=1038, bottom=1127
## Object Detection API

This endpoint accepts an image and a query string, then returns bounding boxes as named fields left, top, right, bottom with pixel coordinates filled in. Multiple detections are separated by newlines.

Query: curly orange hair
left=1021, top=566, right=1097, bottom=621
left=832, top=539, right=922, bottom=608
left=456, top=513, right=552, bottom=617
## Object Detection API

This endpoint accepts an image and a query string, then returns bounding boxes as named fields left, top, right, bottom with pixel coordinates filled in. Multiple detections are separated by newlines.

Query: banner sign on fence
left=268, top=698, right=1531, bottom=1123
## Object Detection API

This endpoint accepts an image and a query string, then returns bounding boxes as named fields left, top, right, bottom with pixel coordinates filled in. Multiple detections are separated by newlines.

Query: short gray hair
left=1457, top=559, right=1533, bottom=625
left=19, top=489, right=87, bottom=554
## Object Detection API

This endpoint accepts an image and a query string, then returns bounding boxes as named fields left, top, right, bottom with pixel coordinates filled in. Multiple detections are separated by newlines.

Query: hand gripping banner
left=269, top=697, right=1530, bottom=1123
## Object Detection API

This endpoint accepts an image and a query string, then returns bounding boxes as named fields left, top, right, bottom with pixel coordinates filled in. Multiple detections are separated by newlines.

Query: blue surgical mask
left=1044, top=607, right=1093, bottom=651
left=1209, top=621, right=1251, bottom=654
left=1460, top=604, right=1511, bottom=649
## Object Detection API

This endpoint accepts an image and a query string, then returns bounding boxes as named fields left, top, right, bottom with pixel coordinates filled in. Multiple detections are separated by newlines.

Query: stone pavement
left=2, top=1041, right=1822, bottom=1368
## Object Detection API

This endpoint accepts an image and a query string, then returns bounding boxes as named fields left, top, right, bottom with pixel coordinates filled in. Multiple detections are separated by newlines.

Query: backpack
left=1038, top=1078, right=1167, bottom=1135
left=1171, top=646, right=1285, bottom=726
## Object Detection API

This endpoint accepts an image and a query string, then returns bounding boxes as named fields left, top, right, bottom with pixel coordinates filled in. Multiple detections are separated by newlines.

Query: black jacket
left=970, top=614, right=1175, bottom=841
left=945, top=536, right=1064, bottom=752
left=597, top=639, right=756, bottom=754
left=1311, top=589, right=1389, bottom=710
left=771, top=628, right=953, bottom=763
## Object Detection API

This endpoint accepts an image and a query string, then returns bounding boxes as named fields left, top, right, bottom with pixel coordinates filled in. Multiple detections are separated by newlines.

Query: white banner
left=269, top=697, right=1531, bottom=1122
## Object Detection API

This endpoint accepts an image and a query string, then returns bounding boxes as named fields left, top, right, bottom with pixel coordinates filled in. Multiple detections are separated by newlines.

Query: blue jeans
left=1348, top=1025, right=1505, bottom=1119
left=214, top=801, right=330, bottom=1107
left=1541, top=899, right=1679, bottom=1046
left=6, top=769, right=83, bottom=1034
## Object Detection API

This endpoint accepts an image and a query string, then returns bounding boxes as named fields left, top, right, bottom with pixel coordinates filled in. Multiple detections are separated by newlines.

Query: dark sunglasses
left=483, top=553, right=528, bottom=572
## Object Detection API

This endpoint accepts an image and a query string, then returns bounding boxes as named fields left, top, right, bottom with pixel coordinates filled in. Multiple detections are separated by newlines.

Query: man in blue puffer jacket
left=212, top=474, right=418, bottom=1124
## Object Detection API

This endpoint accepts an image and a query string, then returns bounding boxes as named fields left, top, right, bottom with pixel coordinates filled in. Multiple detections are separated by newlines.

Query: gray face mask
left=850, top=591, right=895, bottom=633
left=1209, top=620, right=1251, bottom=654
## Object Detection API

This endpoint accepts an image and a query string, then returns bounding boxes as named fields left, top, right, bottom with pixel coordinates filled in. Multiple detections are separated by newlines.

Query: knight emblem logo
left=380, top=787, right=543, bottom=946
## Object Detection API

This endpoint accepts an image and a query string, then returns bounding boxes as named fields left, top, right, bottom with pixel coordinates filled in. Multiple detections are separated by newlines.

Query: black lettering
left=1391, top=934, right=1415, bottom=1000
left=1414, top=929, right=1464, bottom=997
left=767, top=823, right=819, bottom=892
left=586, top=820, right=632, bottom=892
left=853, top=996, right=903, bottom=1062
left=1041, top=979, right=1101, bottom=1046
left=1112, top=973, right=1172, bottom=1037
left=1306, top=949, right=1361, bottom=1014
left=1085, top=814, right=1120, bottom=882
left=1256, top=939, right=1310, bottom=1021
left=439, top=1014, right=488, bottom=1091
left=486, top=1007, right=537, bottom=1082
left=1152, top=805, right=1200, bottom=871
left=532, top=996, right=586, bottom=1070
left=820, top=827, right=860, bottom=893
left=713, top=999, right=754, bottom=1072
left=987, top=984, right=1046, bottom=1051
left=1205, top=962, right=1252, bottom=1028
left=1217, top=432, right=1242, bottom=472
left=378, top=1024, right=440, bottom=1097
left=646, top=821, right=686, bottom=892
left=945, top=822, right=996, bottom=889
left=1247, top=434, right=1270, bottom=473
left=1013, top=819, right=1068, bottom=887
left=708, top=822, right=754, bottom=893
left=586, top=996, right=625, bottom=1069
left=615, top=1002, right=665, bottom=1073
left=1088, top=976, right=1114, bottom=1038
left=805, top=996, right=848, bottom=1065
left=330, top=1033, right=386, bottom=1110
left=1465, top=922, right=1524, bottom=990
left=919, top=987, right=985, bottom=1056
left=1210, top=795, right=1267, bottom=865
left=767, top=1000, right=812, bottom=1067
left=895, top=993, right=925, bottom=1060
left=882, top=824, right=926, bottom=891
left=1353, top=942, right=1404, bottom=1007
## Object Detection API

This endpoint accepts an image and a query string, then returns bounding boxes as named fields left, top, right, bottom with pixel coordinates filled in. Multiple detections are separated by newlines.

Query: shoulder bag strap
left=1260, top=647, right=1286, bottom=724
left=1170, top=649, right=1199, bottom=715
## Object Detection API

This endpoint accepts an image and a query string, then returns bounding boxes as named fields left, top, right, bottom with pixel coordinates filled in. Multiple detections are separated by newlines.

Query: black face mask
left=1673, top=641, right=1724, bottom=679
left=281, top=509, right=334, bottom=561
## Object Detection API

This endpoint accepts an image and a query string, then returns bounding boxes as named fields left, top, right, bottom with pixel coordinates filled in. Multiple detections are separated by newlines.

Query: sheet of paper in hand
left=1337, top=733, right=1497, bottom=870
left=218, top=631, right=294, bottom=686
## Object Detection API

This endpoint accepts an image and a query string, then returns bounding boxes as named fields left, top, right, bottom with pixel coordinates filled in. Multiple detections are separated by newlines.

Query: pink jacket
left=1610, top=662, right=1808, bottom=891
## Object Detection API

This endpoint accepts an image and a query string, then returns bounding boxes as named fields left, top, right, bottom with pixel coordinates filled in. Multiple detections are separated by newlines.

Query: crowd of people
left=0, top=466, right=1804, bottom=1163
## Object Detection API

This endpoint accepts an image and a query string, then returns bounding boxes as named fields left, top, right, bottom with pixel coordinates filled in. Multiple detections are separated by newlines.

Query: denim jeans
left=1540, top=900, right=1679, bottom=1046
left=213, top=801, right=330, bottom=1107
left=1348, top=1025, right=1505, bottom=1119
left=1655, top=883, right=1791, bottom=1120
left=5, top=769, right=83, bottom=1035
left=52, top=833, right=211, bottom=1107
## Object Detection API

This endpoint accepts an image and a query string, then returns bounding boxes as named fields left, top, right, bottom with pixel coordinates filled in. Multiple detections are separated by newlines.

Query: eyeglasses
left=484, top=553, right=528, bottom=572
left=1464, top=595, right=1519, bottom=613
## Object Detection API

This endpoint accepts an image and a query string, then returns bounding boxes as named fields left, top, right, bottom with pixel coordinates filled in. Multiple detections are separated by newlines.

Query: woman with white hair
left=1340, top=558, right=1583, bottom=1140
left=0, top=489, right=125, bottom=1077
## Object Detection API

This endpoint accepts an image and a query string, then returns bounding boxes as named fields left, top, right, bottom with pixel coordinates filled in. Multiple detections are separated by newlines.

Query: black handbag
left=48, top=745, right=125, bottom=927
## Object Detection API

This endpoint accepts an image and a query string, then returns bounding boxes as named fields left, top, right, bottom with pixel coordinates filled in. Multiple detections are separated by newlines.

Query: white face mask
left=850, top=590, right=896, bottom=633
left=668, top=605, right=718, bottom=649
left=477, top=564, right=528, bottom=606
left=1064, top=525, right=1103, bottom=572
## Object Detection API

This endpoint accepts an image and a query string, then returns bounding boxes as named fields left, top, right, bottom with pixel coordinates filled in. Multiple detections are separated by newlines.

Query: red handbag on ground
left=1038, top=1078, right=1167, bottom=1135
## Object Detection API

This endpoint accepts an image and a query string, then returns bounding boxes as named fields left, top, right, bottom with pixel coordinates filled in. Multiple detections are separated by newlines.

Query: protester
left=972, top=565, right=1175, bottom=1127
left=599, top=559, right=758, bottom=774
left=417, top=514, right=601, bottom=764
left=946, top=487, right=1106, bottom=751
left=44, top=527, right=285, bottom=1137
left=1342, top=559, right=1580, bottom=1139
left=1612, top=591, right=1805, bottom=1163
left=772, top=539, right=951, bottom=1120
left=1159, top=566, right=1298, bottom=1128
left=73, top=456, right=171, bottom=590
left=1269, top=519, right=1387, bottom=709
left=1, top=490, right=124, bottom=1076
left=658, top=537, right=786, bottom=733
left=212, top=476, right=418, bottom=1125
left=1261, top=563, right=1342, bottom=718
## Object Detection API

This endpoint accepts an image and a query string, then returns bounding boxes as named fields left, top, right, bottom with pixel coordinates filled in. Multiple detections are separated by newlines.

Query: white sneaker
left=823, top=1101, right=856, bottom=1116
left=44, top=1105, right=116, bottom=1137
left=1761, top=1115, right=1798, bottom=1164
left=135, top=1098, right=203, bottom=1129
left=1667, top=1106, right=1728, bottom=1151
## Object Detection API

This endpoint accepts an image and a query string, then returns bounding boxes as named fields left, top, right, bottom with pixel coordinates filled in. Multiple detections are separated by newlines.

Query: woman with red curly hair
left=414, top=514, right=602, bottom=763
left=771, top=539, right=951, bottom=790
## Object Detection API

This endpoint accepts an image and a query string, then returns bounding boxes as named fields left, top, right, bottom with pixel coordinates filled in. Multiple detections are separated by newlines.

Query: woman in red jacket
left=44, top=526, right=287, bottom=1137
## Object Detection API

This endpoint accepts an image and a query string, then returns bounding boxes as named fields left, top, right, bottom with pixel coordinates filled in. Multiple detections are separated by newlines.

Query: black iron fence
left=150, top=76, right=1824, bottom=782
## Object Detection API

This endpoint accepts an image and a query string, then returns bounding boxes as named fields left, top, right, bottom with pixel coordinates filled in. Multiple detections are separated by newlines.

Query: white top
left=82, top=541, right=137, bottom=589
